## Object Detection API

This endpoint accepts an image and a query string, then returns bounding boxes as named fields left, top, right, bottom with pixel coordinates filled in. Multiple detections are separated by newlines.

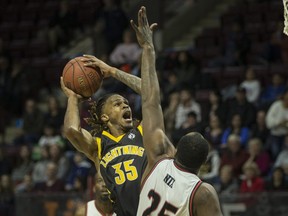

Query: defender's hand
left=130, top=6, right=157, bottom=48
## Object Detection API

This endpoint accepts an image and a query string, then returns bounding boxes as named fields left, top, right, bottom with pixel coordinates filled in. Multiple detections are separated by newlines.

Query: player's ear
left=101, top=114, right=109, bottom=123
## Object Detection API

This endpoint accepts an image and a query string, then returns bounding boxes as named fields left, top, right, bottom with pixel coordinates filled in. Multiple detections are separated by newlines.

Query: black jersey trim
left=140, top=158, right=171, bottom=191
left=189, top=181, right=202, bottom=216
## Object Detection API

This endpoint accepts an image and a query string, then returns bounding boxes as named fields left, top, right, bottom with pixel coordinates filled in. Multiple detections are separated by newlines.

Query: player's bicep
left=194, top=183, right=223, bottom=216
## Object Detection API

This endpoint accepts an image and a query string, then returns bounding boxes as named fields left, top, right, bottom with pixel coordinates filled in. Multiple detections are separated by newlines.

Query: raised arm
left=131, top=7, right=175, bottom=168
left=60, top=77, right=97, bottom=162
left=81, top=54, right=141, bottom=95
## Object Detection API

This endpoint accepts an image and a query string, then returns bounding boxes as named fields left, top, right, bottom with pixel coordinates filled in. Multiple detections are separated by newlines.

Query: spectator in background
left=251, top=110, right=270, bottom=144
left=221, top=134, right=249, bottom=177
left=261, top=73, right=286, bottom=107
left=0, top=174, right=14, bottom=216
left=240, top=162, right=264, bottom=193
left=15, top=174, right=34, bottom=194
left=266, top=90, right=288, bottom=159
left=44, top=96, right=65, bottom=134
left=265, top=167, right=288, bottom=191
left=204, top=115, right=223, bottom=150
left=214, top=165, right=239, bottom=195
left=246, top=138, right=271, bottom=176
left=274, top=135, right=288, bottom=169
left=38, top=123, right=62, bottom=148
left=227, top=87, right=256, bottom=127
left=48, top=143, right=69, bottom=180
left=240, top=67, right=261, bottom=104
left=207, top=90, right=226, bottom=126
left=14, top=99, right=44, bottom=145
left=221, top=114, right=250, bottom=147
left=32, top=146, right=50, bottom=183
left=12, top=145, right=34, bottom=184
left=109, top=29, right=141, bottom=65
left=171, top=111, right=201, bottom=144
left=94, top=0, right=128, bottom=54
left=198, top=143, right=220, bottom=184
left=33, top=162, right=65, bottom=193
left=175, top=50, right=200, bottom=88
left=174, top=88, right=201, bottom=128
left=48, top=0, right=79, bottom=52
left=65, top=152, right=91, bottom=191
left=0, top=147, right=12, bottom=176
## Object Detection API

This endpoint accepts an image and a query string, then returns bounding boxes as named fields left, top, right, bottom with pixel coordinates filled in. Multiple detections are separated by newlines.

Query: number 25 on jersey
left=112, top=159, right=138, bottom=185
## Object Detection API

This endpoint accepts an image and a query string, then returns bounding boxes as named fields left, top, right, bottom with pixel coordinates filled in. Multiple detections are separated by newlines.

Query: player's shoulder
left=194, top=182, right=218, bottom=205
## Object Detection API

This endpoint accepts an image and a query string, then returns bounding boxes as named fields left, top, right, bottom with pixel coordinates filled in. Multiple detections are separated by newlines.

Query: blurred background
left=0, top=0, right=288, bottom=215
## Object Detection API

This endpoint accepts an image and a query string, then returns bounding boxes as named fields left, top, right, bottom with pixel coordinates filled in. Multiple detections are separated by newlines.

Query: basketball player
left=132, top=7, right=223, bottom=215
left=85, top=171, right=115, bottom=216
left=61, top=22, right=151, bottom=214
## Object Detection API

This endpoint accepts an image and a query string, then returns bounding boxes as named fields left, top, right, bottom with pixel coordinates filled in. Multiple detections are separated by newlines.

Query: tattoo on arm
left=114, top=69, right=141, bottom=95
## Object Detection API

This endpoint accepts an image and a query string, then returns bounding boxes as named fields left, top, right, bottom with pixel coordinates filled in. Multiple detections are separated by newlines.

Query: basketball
left=62, top=57, right=103, bottom=98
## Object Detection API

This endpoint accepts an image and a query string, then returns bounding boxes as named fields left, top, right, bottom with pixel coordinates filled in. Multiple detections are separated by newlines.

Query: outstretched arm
left=81, top=55, right=141, bottom=95
left=60, top=77, right=98, bottom=162
left=131, top=7, right=175, bottom=168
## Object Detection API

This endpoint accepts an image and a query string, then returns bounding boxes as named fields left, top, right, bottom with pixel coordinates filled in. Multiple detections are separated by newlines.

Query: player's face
left=95, top=173, right=110, bottom=201
left=102, top=95, right=133, bottom=132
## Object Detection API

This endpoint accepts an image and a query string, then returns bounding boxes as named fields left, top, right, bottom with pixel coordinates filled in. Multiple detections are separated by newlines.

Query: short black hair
left=175, top=132, right=209, bottom=172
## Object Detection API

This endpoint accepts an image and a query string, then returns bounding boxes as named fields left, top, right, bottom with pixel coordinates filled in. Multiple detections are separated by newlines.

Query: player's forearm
left=64, top=96, right=81, bottom=135
left=141, top=45, right=160, bottom=103
left=111, top=68, right=141, bottom=95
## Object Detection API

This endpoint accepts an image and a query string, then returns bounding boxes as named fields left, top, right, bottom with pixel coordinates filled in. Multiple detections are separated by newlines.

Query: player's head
left=94, top=171, right=110, bottom=202
left=175, top=132, right=209, bottom=173
left=86, top=93, right=133, bottom=135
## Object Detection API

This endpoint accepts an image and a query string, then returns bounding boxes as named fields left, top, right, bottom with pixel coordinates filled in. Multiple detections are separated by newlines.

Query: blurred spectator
left=240, top=67, right=261, bottom=104
left=172, top=111, right=201, bottom=144
left=48, top=143, right=69, bottom=180
left=207, top=90, right=226, bottom=126
left=174, top=51, right=200, bottom=88
left=66, top=152, right=91, bottom=191
left=32, top=146, right=50, bottom=183
left=44, top=96, right=65, bottom=133
left=38, top=123, right=62, bottom=148
left=0, top=147, right=12, bottom=175
left=265, top=167, right=288, bottom=191
left=11, top=145, right=34, bottom=184
left=175, top=88, right=201, bottom=128
left=15, top=174, right=34, bottom=194
left=48, top=0, right=79, bottom=52
left=164, top=92, right=179, bottom=138
left=70, top=176, right=87, bottom=193
left=221, top=134, right=249, bottom=177
left=274, top=135, right=288, bottom=169
left=226, top=87, right=256, bottom=127
left=214, top=165, right=239, bottom=195
left=33, top=162, right=65, bottom=193
left=94, top=0, right=129, bottom=54
left=109, top=29, right=141, bottom=65
left=240, top=162, right=264, bottom=193
left=266, top=90, right=288, bottom=159
left=250, top=110, right=270, bottom=144
left=221, top=114, right=250, bottom=147
left=260, top=73, right=286, bottom=107
left=198, top=143, right=220, bottom=184
left=0, top=174, right=14, bottom=216
left=204, top=115, right=223, bottom=150
left=14, top=99, right=44, bottom=145
left=246, top=138, right=271, bottom=176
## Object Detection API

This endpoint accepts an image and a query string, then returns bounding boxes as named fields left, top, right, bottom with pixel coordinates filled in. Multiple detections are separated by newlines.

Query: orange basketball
left=62, top=57, right=103, bottom=98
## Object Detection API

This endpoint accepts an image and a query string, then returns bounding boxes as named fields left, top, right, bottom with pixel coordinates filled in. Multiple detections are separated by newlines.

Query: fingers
left=150, top=23, right=158, bottom=31
left=130, top=20, right=138, bottom=32
left=60, top=77, right=66, bottom=89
